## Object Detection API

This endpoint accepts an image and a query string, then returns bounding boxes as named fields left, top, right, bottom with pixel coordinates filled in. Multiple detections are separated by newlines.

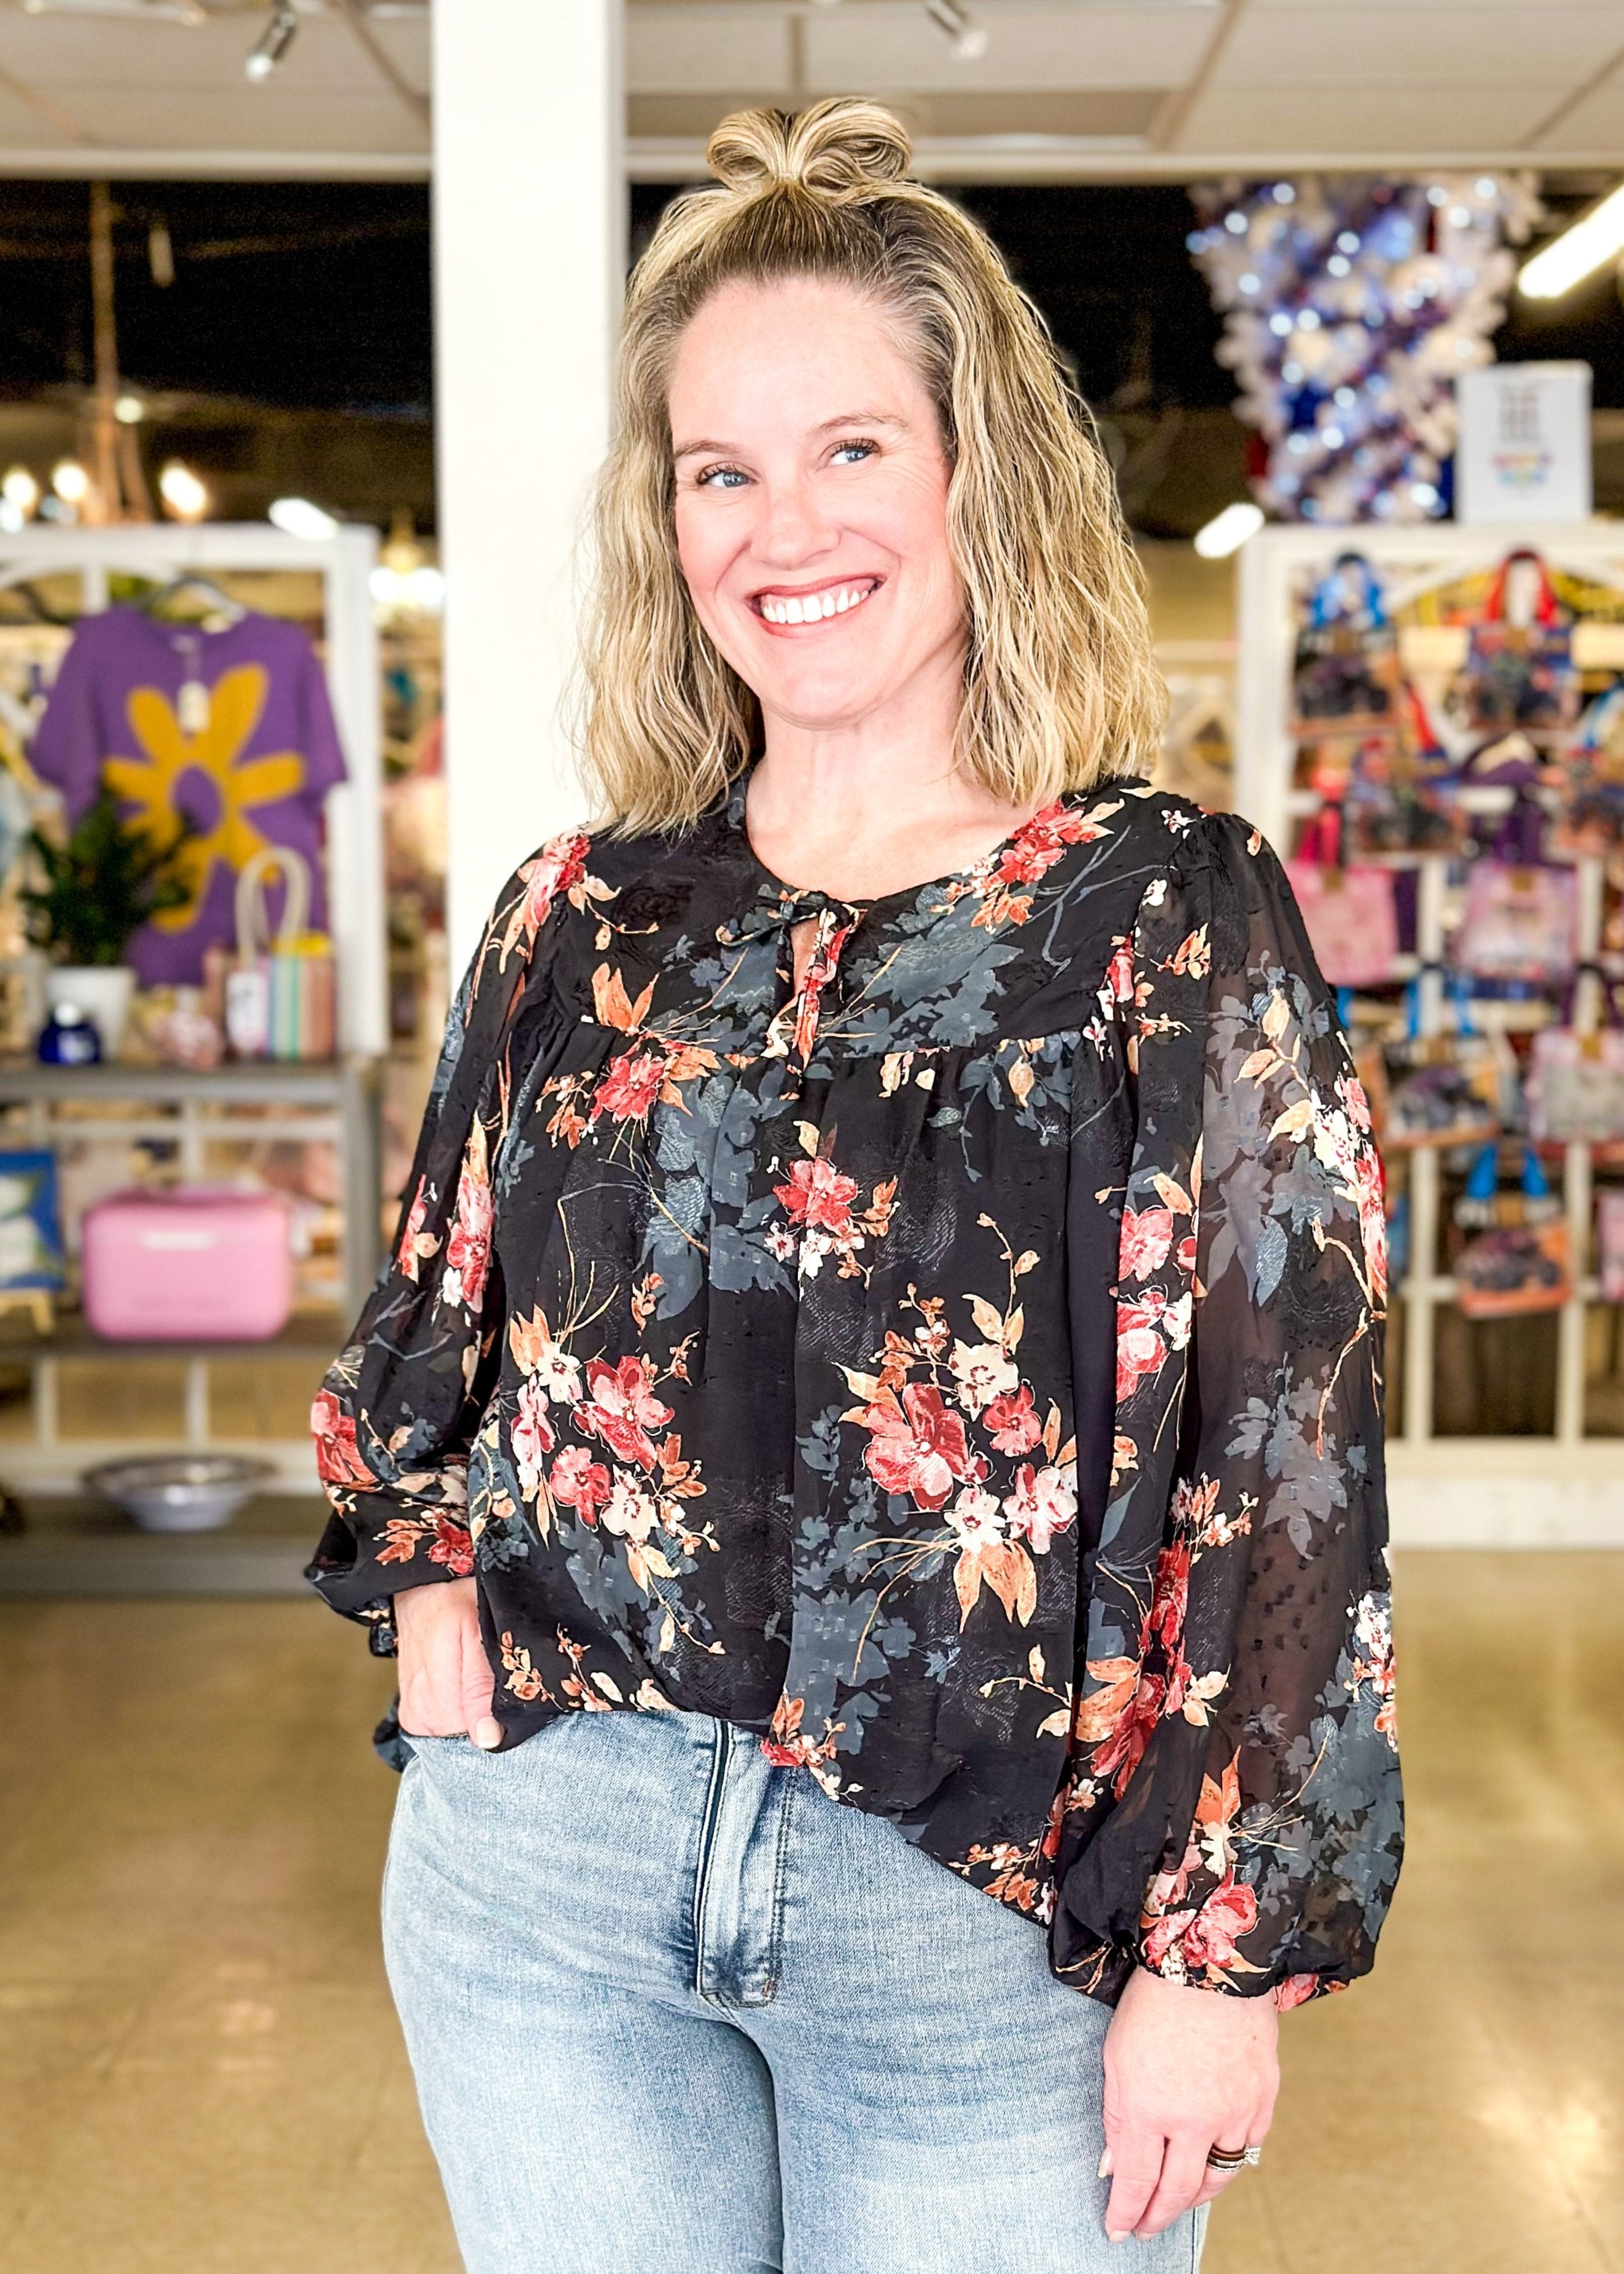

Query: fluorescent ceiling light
left=269, top=496, right=339, bottom=541
left=1193, top=501, right=1264, bottom=559
left=1518, top=183, right=1624, bottom=301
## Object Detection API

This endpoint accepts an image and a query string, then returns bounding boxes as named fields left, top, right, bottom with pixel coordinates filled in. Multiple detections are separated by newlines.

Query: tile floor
left=0, top=1552, right=1619, bottom=2273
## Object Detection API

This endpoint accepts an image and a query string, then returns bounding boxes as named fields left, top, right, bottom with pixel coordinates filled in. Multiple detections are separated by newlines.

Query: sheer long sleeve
left=1051, top=810, right=1402, bottom=2005
left=304, top=835, right=591, bottom=1651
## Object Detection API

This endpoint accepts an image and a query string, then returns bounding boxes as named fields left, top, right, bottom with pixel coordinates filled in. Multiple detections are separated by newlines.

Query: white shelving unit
left=1235, top=521, right=1624, bottom=1549
left=0, top=521, right=386, bottom=1057
left=0, top=524, right=388, bottom=1491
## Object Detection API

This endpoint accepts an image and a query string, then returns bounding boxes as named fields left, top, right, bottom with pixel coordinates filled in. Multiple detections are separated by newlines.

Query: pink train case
left=81, top=1187, right=294, bottom=1342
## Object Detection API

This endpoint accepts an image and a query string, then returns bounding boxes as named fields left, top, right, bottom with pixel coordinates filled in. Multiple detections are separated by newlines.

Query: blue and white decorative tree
left=1188, top=174, right=1542, bottom=523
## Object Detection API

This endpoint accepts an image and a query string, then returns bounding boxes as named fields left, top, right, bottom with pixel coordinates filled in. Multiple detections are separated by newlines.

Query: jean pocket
left=399, top=1730, right=474, bottom=1763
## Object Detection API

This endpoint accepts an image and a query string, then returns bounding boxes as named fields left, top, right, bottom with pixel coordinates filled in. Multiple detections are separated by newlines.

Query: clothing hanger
left=140, top=572, right=248, bottom=627
left=0, top=581, right=57, bottom=626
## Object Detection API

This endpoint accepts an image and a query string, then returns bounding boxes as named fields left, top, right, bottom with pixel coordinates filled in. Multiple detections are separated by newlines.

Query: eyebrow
left=671, top=410, right=909, bottom=461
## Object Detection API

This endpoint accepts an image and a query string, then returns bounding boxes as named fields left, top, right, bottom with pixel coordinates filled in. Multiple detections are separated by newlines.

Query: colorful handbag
left=1455, top=859, right=1576, bottom=985
left=1454, top=1148, right=1571, bottom=1320
left=1453, top=550, right=1580, bottom=746
left=224, top=847, right=337, bottom=1063
left=1554, top=684, right=1624, bottom=855
left=1526, top=1023, right=1624, bottom=1146
left=1291, top=555, right=1405, bottom=741
left=1284, top=808, right=1401, bottom=989
left=1384, top=1033, right=1507, bottom=1149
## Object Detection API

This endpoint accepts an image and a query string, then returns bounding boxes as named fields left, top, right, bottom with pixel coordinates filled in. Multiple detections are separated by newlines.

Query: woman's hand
left=395, top=1578, right=502, bottom=1749
left=1099, top=1966, right=1279, bottom=2243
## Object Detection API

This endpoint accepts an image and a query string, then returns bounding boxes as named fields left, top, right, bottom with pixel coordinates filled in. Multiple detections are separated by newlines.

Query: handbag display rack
left=1235, top=521, right=1624, bottom=1546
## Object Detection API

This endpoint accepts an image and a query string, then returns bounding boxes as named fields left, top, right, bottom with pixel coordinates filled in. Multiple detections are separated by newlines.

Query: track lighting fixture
left=245, top=3, right=298, bottom=83
left=924, top=0, right=987, bottom=62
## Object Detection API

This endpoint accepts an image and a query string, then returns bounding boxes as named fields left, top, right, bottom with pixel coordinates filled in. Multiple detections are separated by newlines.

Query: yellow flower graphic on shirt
left=103, top=665, right=306, bottom=935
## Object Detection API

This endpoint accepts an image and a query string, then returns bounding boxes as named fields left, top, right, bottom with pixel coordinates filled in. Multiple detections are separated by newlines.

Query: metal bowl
left=84, top=1454, right=275, bottom=1534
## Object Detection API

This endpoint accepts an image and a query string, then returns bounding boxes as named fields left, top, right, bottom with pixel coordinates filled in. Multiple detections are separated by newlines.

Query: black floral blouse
left=308, top=777, right=1402, bottom=2005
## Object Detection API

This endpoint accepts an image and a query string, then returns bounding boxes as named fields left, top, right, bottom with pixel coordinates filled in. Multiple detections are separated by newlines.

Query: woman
left=309, top=100, right=1401, bottom=2274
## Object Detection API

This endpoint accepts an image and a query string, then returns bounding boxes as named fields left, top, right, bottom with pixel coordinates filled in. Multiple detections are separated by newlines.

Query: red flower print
left=512, top=1377, right=555, bottom=1497
left=984, top=1385, right=1043, bottom=1456
left=500, top=831, right=589, bottom=965
left=1144, top=1873, right=1259, bottom=1977
left=1103, top=938, right=1135, bottom=1006
left=395, top=1175, right=439, bottom=1282
left=989, top=800, right=1097, bottom=891
left=1356, top=1144, right=1388, bottom=1306
left=311, top=1388, right=370, bottom=1487
left=577, top=1355, right=674, bottom=1470
left=860, top=1384, right=977, bottom=1511
left=1002, top=1462, right=1078, bottom=1554
left=774, top=1156, right=859, bottom=1237
left=1274, top=1974, right=1321, bottom=2012
left=1119, top=1205, right=1174, bottom=1279
left=444, top=1120, right=492, bottom=1311
left=426, top=1513, right=475, bottom=1575
left=760, top=1691, right=842, bottom=1771
left=1089, top=1666, right=1166, bottom=1796
left=550, top=1445, right=611, bottom=1524
left=1146, top=1542, right=1191, bottom=1655
left=591, top=1049, right=665, bottom=1126
left=1114, top=1288, right=1191, bottom=1404
left=1115, top=1298, right=1167, bottom=1404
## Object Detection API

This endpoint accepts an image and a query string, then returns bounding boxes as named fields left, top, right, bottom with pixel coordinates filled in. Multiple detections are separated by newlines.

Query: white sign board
left=1455, top=362, right=1593, bottom=525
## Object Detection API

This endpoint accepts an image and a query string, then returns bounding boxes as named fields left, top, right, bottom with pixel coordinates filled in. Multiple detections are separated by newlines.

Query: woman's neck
left=746, top=701, right=1039, bottom=905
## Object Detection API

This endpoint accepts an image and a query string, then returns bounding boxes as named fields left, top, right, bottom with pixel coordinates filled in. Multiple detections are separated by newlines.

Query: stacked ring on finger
left=1205, top=2144, right=1263, bottom=2172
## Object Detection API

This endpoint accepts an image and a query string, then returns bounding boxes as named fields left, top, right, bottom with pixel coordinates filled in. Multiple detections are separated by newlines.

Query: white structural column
left=432, top=0, right=624, bottom=967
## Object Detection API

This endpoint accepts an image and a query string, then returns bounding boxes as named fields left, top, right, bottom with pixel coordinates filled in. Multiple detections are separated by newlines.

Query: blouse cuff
left=303, top=1495, right=475, bottom=1635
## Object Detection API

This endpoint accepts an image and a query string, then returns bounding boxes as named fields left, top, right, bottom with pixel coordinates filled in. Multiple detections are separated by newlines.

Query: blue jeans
left=384, top=1709, right=1207, bottom=2274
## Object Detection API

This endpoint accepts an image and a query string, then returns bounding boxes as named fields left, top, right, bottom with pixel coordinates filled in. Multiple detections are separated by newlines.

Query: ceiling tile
left=0, top=14, right=410, bottom=95
left=800, top=6, right=1215, bottom=93
left=626, top=9, right=792, bottom=96
left=56, top=88, right=430, bottom=152
left=0, top=82, right=63, bottom=146
left=1537, top=77, right=1624, bottom=150
left=1248, top=0, right=1624, bottom=11
left=1175, top=82, right=1556, bottom=150
left=628, top=91, right=787, bottom=137
left=1216, top=7, right=1617, bottom=86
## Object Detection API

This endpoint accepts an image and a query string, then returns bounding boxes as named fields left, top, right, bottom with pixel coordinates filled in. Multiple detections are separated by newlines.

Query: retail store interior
left=0, top=3, right=1622, bottom=2270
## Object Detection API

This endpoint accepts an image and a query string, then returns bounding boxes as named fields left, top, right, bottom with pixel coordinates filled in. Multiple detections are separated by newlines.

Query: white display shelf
left=1235, top=521, right=1624, bottom=1549
left=0, top=1056, right=380, bottom=1491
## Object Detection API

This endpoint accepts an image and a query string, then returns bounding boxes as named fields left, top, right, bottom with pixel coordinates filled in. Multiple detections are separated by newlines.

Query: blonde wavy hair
left=579, top=98, right=1165, bottom=835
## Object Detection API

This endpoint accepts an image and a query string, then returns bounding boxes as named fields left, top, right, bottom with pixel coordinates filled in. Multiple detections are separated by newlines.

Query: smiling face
left=668, top=276, right=966, bottom=740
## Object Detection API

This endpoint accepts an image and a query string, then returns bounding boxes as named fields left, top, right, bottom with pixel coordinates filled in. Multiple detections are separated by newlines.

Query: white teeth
left=759, top=581, right=875, bottom=626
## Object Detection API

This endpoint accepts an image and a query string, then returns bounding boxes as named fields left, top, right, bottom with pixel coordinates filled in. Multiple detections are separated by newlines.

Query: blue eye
left=831, top=439, right=877, bottom=465
left=696, top=465, right=748, bottom=489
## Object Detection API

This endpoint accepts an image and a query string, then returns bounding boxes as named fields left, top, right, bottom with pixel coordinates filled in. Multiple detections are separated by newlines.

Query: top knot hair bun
left=705, top=99, right=913, bottom=203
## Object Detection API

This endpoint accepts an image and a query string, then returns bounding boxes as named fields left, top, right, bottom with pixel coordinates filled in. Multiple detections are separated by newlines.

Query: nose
left=752, top=472, right=839, bottom=573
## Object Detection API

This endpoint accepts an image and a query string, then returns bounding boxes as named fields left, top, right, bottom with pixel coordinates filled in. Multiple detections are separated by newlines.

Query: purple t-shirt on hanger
left=30, top=606, right=348, bottom=985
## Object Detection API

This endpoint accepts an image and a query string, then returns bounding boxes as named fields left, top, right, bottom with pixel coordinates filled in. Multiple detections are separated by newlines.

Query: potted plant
left=22, top=790, right=192, bottom=1054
